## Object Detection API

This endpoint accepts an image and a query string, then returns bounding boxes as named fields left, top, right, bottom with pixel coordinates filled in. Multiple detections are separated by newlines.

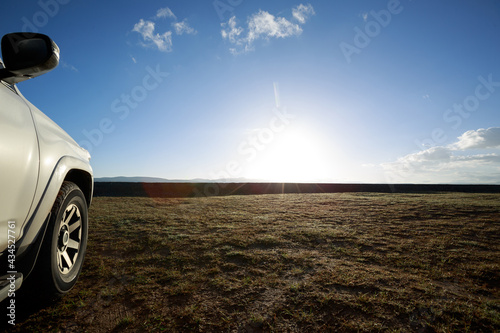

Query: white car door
left=0, top=79, right=39, bottom=251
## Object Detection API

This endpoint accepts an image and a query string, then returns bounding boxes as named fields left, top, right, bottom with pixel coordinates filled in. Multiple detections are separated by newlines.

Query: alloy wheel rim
left=56, top=203, right=82, bottom=275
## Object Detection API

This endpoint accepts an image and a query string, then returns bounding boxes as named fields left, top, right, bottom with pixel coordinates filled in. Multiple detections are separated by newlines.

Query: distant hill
left=95, top=176, right=179, bottom=183
left=94, top=176, right=253, bottom=183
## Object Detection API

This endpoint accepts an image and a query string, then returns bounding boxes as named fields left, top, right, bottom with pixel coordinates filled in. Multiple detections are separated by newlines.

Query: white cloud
left=221, top=4, right=314, bottom=55
left=221, top=17, right=244, bottom=44
left=133, top=19, right=173, bottom=52
left=452, top=127, right=500, bottom=150
left=382, top=127, right=500, bottom=184
left=398, top=146, right=451, bottom=165
left=156, top=7, right=176, bottom=20
left=247, top=10, right=302, bottom=41
left=173, top=19, right=197, bottom=35
left=132, top=8, right=196, bottom=52
left=293, top=4, right=315, bottom=24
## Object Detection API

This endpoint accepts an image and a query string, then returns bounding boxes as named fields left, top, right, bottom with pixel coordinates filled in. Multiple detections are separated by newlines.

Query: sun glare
left=245, top=127, right=334, bottom=183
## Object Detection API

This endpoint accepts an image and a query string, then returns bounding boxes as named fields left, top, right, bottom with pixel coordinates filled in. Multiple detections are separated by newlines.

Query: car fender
left=15, top=155, right=92, bottom=271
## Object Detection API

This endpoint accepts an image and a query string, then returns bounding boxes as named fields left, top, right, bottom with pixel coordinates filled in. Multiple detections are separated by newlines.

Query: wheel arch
left=12, top=156, right=93, bottom=280
left=64, top=169, right=93, bottom=207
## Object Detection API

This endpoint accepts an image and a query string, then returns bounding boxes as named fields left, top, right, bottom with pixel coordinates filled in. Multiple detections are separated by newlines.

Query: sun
left=244, top=126, right=334, bottom=183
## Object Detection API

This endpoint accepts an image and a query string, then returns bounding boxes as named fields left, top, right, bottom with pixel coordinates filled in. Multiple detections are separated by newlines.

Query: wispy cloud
left=156, top=7, right=176, bottom=20
left=173, top=19, right=197, bottom=35
left=292, top=4, right=315, bottom=24
left=247, top=10, right=302, bottom=40
left=132, top=7, right=195, bottom=53
left=382, top=127, right=500, bottom=184
left=221, top=17, right=244, bottom=44
left=61, top=61, right=78, bottom=72
left=133, top=19, right=173, bottom=52
left=221, top=3, right=314, bottom=55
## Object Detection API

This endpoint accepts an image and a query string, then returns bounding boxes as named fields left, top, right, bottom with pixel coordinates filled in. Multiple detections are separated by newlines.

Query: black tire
left=35, top=181, right=88, bottom=296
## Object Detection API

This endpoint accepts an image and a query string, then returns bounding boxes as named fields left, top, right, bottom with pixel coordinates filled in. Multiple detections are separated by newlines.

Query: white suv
left=0, top=33, right=93, bottom=301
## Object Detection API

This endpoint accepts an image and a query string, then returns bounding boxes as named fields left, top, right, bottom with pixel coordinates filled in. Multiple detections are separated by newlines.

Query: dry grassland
left=6, top=192, right=500, bottom=332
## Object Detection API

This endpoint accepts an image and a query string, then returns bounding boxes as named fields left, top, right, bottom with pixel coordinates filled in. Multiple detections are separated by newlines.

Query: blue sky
left=3, top=0, right=500, bottom=183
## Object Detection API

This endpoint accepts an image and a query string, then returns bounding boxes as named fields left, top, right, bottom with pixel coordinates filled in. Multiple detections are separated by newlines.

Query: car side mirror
left=0, top=32, right=59, bottom=84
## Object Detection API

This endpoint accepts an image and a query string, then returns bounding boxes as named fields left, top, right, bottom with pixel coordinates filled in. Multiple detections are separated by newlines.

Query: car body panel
left=0, top=85, right=93, bottom=256
left=0, top=83, right=39, bottom=252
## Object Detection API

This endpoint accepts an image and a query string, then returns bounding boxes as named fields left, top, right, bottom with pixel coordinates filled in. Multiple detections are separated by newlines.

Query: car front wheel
left=36, top=181, right=88, bottom=296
